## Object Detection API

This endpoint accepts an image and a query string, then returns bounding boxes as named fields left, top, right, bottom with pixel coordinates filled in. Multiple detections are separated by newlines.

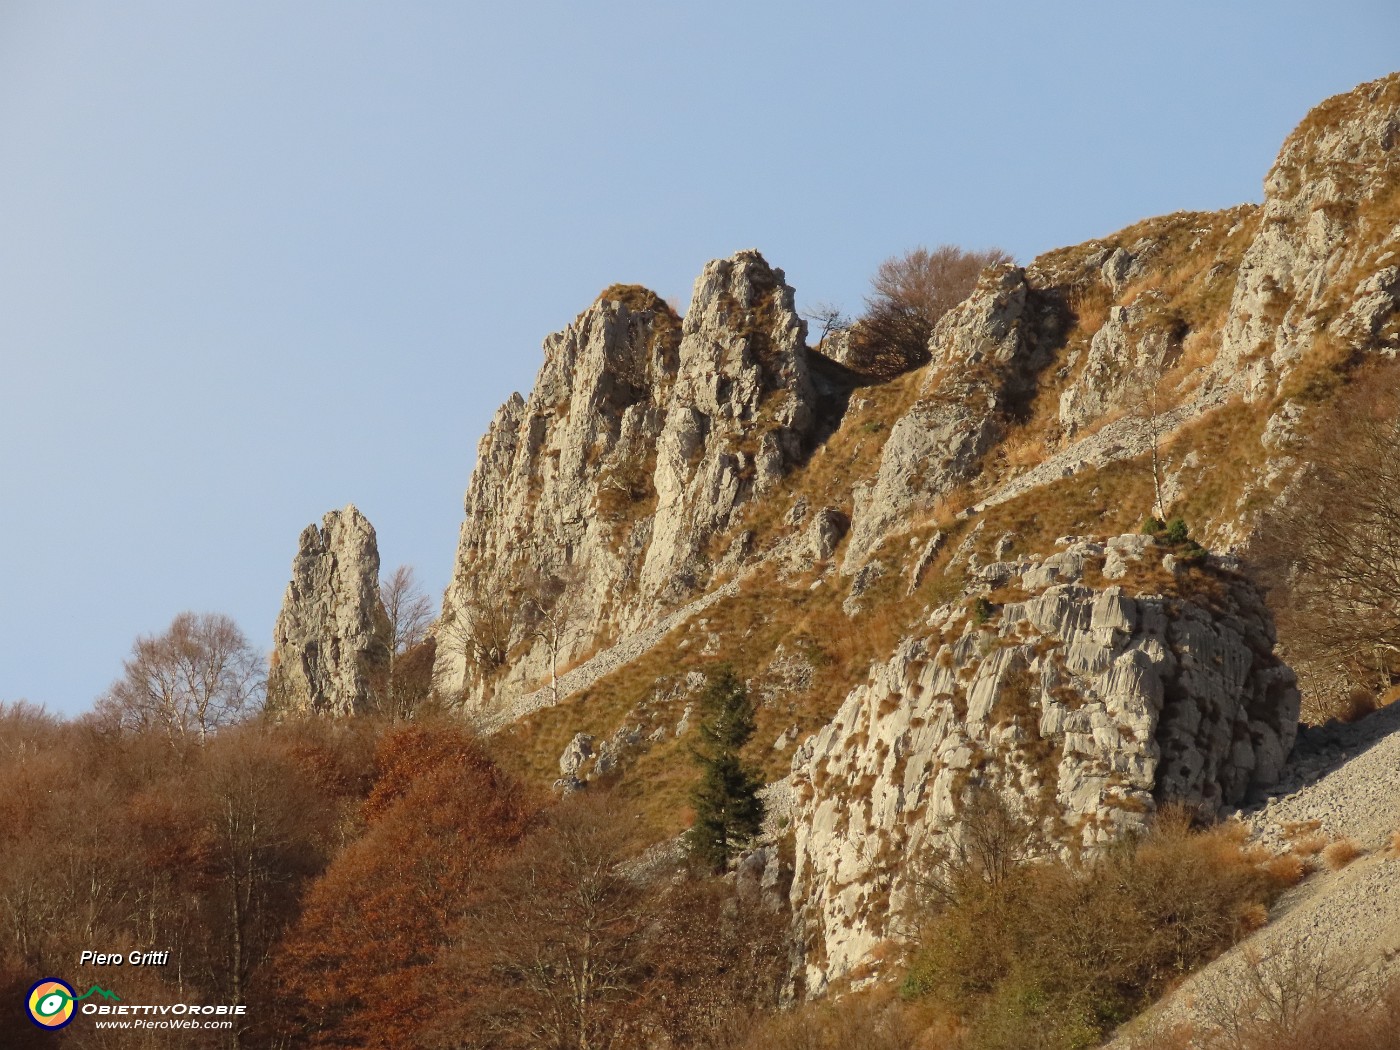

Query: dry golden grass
left=1160, top=398, right=1273, bottom=536
left=1236, top=900, right=1270, bottom=933
left=490, top=545, right=944, bottom=845
left=1290, top=833, right=1329, bottom=858
left=1322, top=838, right=1363, bottom=870
left=1280, top=819, right=1323, bottom=841
left=1262, top=852, right=1310, bottom=887
left=709, top=363, right=931, bottom=563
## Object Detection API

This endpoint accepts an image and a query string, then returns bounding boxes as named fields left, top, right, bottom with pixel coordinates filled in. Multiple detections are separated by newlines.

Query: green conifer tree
left=686, top=667, right=765, bottom=872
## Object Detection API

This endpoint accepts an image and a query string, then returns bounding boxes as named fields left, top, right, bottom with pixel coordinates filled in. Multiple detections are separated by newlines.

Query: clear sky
left=2, top=2, right=1396, bottom=716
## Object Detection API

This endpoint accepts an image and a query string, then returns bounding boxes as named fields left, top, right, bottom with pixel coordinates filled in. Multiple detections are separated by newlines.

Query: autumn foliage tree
left=272, top=721, right=537, bottom=1047
left=0, top=702, right=352, bottom=1049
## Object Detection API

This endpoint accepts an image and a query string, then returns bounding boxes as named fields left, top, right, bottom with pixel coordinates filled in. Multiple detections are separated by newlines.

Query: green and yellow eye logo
left=27, top=978, right=76, bottom=1029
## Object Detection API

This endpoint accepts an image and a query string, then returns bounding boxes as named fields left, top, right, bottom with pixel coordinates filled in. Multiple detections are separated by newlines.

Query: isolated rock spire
left=267, top=504, right=391, bottom=716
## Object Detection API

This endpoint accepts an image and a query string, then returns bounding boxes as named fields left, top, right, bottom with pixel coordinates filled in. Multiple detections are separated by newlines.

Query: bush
left=1321, top=837, right=1363, bottom=870
left=1163, top=517, right=1190, bottom=544
left=739, top=992, right=933, bottom=1050
left=901, top=811, right=1291, bottom=1050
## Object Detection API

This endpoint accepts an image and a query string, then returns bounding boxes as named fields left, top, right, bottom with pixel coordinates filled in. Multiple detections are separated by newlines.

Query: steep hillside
left=434, top=72, right=1400, bottom=996
left=1110, top=704, right=1400, bottom=1045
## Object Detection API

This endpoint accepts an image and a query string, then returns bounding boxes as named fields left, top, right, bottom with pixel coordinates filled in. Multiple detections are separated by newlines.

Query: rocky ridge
left=433, top=253, right=827, bottom=711
left=416, top=72, right=1400, bottom=1004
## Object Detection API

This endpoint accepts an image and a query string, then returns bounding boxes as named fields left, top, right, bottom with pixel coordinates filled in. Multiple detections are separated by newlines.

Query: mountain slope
left=434, top=71, right=1400, bottom=996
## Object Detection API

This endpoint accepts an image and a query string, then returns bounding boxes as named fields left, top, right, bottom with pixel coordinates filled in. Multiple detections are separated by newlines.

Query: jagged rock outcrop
left=267, top=505, right=391, bottom=717
left=1219, top=73, right=1400, bottom=397
left=842, top=267, right=1057, bottom=569
left=789, top=536, right=1299, bottom=993
left=639, top=252, right=816, bottom=600
left=434, top=251, right=822, bottom=710
left=407, top=73, right=1400, bottom=1009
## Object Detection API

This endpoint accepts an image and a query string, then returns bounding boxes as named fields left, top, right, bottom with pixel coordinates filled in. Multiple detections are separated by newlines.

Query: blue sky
left=2, top=2, right=1396, bottom=715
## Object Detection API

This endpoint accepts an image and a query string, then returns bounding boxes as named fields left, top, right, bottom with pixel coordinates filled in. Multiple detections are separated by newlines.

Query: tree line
left=0, top=704, right=780, bottom=1049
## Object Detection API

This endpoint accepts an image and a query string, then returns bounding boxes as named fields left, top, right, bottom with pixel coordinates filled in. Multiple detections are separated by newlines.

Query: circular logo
left=27, top=978, right=76, bottom=1029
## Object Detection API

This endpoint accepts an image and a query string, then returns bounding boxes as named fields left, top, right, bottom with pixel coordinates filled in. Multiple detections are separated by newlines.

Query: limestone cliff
left=789, top=538, right=1299, bottom=992
left=1219, top=73, right=1400, bottom=397
left=841, top=266, right=1060, bottom=568
left=433, top=252, right=823, bottom=710
left=267, top=505, right=391, bottom=717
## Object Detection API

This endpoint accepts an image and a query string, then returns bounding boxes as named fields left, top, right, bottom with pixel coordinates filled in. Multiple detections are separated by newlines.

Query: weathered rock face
left=639, top=252, right=816, bottom=603
left=1057, top=301, right=1187, bottom=435
left=267, top=505, right=391, bottom=717
left=434, top=252, right=821, bottom=710
left=1219, top=73, right=1400, bottom=397
left=842, top=267, right=1057, bottom=569
left=789, top=536, right=1299, bottom=993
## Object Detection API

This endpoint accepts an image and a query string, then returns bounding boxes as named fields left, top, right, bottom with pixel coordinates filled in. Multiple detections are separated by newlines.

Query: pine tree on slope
left=686, top=667, right=765, bottom=873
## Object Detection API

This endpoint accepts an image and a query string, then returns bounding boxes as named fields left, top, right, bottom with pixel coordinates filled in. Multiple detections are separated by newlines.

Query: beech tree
left=195, top=732, right=330, bottom=1043
left=273, top=722, right=535, bottom=1047
left=687, top=669, right=765, bottom=873
left=96, top=612, right=263, bottom=744
left=442, top=795, right=645, bottom=1050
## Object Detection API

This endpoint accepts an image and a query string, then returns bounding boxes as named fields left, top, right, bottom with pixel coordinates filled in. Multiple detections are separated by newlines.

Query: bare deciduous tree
left=378, top=565, right=436, bottom=720
left=96, top=612, right=263, bottom=744
left=437, top=583, right=516, bottom=681
left=196, top=732, right=329, bottom=1046
left=1258, top=380, right=1400, bottom=717
left=850, top=244, right=1013, bottom=377
left=444, top=795, right=645, bottom=1050
left=521, top=566, right=579, bottom=705
left=869, top=244, right=1014, bottom=325
left=382, top=565, right=434, bottom=654
left=903, top=783, right=1041, bottom=922
left=1193, top=931, right=1365, bottom=1048
left=801, top=301, right=852, bottom=346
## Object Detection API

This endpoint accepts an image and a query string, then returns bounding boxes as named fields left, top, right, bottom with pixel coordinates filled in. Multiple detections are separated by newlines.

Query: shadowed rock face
left=267, top=505, right=391, bottom=717
left=433, top=250, right=820, bottom=711
left=789, top=537, right=1299, bottom=994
